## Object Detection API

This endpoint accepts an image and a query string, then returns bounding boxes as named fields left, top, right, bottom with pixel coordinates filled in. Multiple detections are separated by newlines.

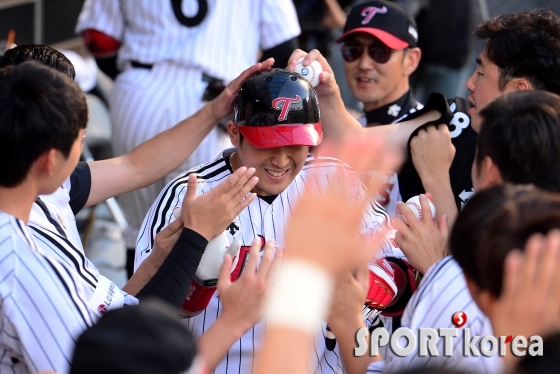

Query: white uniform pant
left=110, top=62, right=232, bottom=247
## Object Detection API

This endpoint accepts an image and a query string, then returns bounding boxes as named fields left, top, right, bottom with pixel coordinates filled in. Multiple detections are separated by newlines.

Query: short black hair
left=450, top=184, right=528, bottom=285
left=0, top=61, right=87, bottom=187
left=475, top=90, right=560, bottom=192
left=0, top=44, right=75, bottom=79
left=475, top=9, right=560, bottom=94
left=477, top=186, right=560, bottom=297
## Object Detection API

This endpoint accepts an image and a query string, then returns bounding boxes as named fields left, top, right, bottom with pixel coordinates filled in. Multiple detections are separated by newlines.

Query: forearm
left=197, top=315, right=250, bottom=372
left=254, top=328, right=312, bottom=374
left=330, top=315, right=381, bottom=374
left=319, top=85, right=365, bottom=143
left=121, top=255, right=160, bottom=296
left=86, top=103, right=219, bottom=206
left=420, top=175, right=459, bottom=225
left=364, top=110, right=441, bottom=150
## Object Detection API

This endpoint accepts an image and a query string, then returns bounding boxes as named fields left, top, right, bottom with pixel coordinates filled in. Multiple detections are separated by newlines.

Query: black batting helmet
left=232, top=68, right=322, bottom=149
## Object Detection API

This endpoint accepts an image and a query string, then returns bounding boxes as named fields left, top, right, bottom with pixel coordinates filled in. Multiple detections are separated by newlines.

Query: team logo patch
left=361, top=6, right=387, bottom=24
left=301, top=67, right=309, bottom=76
left=98, top=304, right=107, bottom=315
left=272, top=95, right=301, bottom=121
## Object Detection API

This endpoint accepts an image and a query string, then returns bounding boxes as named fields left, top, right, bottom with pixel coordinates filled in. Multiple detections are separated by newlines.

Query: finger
left=256, top=240, right=275, bottom=280
left=215, top=166, right=248, bottom=195
left=267, top=247, right=285, bottom=283
left=184, top=174, right=198, bottom=203
left=396, top=202, right=420, bottom=230
left=286, top=49, right=309, bottom=71
left=538, top=230, right=560, bottom=295
left=419, top=194, right=433, bottom=223
left=237, top=193, right=257, bottom=212
left=217, top=253, right=233, bottom=292
left=303, top=49, right=333, bottom=74
left=243, top=238, right=262, bottom=275
left=438, top=215, right=449, bottom=237
left=233, top=173, right=259, bottom=201
left=522, top=233, right=545, bottom=287
left=161, top=215, right=184, bottom=237
left=226, top=240, right=242, bottom=258
left=502, top=249, right=523, bottom=301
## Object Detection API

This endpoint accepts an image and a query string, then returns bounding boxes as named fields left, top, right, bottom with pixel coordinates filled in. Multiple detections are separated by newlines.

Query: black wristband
left=136, top=228, right=208, bottom=309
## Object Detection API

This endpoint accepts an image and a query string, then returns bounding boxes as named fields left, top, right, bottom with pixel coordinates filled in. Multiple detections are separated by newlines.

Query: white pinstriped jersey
left=29, top=174, right=137, bottom=317
left=0, top=212, right=95, bottom=374
left=75, top=0, right=302, bottom=246
left=135, top=153, right=402, bottom=374
left=76, top=0, right=300, bottom=82
left=367, top=257, right=503, bottom=374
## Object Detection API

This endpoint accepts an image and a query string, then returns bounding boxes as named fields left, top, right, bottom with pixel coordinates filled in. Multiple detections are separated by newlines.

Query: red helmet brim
left=237, top=123, right=323, bottom=149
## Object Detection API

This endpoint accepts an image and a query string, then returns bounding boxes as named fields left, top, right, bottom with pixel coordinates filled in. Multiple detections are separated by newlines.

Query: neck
left=363, top=81, right=410, bottom=112
left=230, top=151, right=241, bottom=171
left=0, top=182, right=39, bottom=223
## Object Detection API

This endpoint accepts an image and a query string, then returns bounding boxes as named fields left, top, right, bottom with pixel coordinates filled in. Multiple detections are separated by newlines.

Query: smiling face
left=342, top=33, right=418, bottom=112
left=229, top=124, right=308, bottom=196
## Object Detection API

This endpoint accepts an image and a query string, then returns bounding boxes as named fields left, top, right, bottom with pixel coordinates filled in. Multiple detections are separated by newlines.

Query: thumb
left=217, top=253, right=233, bottom=292
left=185, top=173, right=198, bottom=202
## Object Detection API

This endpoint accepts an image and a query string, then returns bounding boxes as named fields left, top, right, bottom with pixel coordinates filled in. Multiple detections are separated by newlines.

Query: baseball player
left=75, top=0, right=302, bottom=275
left=0, top=44, right=275, bottom=314
left=135, top=69, right=403, bottom=373
left=336, top=0, right=423, bottom=217
left=0, top=61, right=95, bottom=374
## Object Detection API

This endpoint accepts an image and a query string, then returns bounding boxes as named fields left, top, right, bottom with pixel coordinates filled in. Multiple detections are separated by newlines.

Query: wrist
left=329, top=310, right=364, bottom=335
left=267, top=260, right=334, bottom=334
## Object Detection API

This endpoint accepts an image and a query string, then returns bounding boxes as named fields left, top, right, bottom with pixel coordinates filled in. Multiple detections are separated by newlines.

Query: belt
left=130, top=60, right=154, bottom=70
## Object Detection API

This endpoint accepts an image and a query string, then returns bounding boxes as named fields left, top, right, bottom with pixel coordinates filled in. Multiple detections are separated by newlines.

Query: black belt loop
left=130, top=60, right=154, bottom=70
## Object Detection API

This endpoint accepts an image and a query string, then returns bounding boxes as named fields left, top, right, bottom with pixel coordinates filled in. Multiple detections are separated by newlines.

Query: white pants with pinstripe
left=110, top=62, right=232, bottom=247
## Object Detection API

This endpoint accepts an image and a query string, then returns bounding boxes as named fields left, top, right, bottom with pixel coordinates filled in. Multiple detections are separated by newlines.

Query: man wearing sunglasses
left=335, top=0, right=422, bottom=217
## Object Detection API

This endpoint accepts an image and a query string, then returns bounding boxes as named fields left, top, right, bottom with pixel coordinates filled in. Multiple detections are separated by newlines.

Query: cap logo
left=361, top=6, right=387, bottom=24
left=272, top=95, right=301, bottom=121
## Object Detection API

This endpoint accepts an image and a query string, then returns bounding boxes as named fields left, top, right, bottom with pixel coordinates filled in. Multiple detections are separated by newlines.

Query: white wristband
left=267, top=260, right=334, bottom=334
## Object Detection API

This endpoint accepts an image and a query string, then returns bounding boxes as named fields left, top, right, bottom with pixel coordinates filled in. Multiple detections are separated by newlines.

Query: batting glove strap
left=181, top=278, right=217, bottom=316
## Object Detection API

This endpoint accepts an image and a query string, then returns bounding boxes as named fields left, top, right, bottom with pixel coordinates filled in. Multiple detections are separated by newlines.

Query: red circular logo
left=98, top=304, right=107, bottom=315
left=452, top=311, right=467, bottom=327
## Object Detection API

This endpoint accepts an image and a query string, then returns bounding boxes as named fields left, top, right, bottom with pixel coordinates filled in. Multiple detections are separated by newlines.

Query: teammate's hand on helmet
left=181, top=167, right=258, bottom=241
left=286, top=49, right=337, bottom=98
left=217, top=238, right=283, bottom=336
left=393, top=194, right=449, bottom=274
left=210, top=58, right=275, bottom=121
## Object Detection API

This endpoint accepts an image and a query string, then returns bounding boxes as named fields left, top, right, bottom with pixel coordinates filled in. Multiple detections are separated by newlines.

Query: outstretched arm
left=286, top=50, right=441, bottom=153
left=85, top=59, right=274, bottom=207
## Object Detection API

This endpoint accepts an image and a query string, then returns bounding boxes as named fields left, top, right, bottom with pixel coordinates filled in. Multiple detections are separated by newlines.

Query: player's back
left=0, top=212, right=94, bottom=373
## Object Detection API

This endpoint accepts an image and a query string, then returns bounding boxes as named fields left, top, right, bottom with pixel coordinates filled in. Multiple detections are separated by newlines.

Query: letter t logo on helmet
left=232, top=68, right=322, bottom=149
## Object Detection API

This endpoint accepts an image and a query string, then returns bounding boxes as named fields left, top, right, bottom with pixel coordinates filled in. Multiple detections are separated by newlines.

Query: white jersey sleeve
left=260, top=0, right=301, bottom=50
left=0, top=213, right=94, bottom=374
left=368, top=257, right=504, bottom=374
left=75, top=0, right=125, bottom=41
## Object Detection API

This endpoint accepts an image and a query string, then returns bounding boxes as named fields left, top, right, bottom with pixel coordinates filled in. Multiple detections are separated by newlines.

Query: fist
left=294, top=57, right=322, bottom=87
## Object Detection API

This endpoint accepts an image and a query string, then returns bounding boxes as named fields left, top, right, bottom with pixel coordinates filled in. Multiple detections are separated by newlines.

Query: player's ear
left=34, top=149, right=58, bottom=177
left=228, top=121, right=241, bottom=147
left=478, top=156, right=502, bottom=189
left=402, top=47, right=421, bottom=77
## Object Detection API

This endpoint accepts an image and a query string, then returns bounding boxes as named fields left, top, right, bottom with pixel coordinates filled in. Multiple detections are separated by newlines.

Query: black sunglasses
left=341, top=43, right=395, bottom=64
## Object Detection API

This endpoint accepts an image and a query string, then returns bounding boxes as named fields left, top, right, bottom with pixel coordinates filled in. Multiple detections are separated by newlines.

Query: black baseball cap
left=336, top=0, right=418, bottom=49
